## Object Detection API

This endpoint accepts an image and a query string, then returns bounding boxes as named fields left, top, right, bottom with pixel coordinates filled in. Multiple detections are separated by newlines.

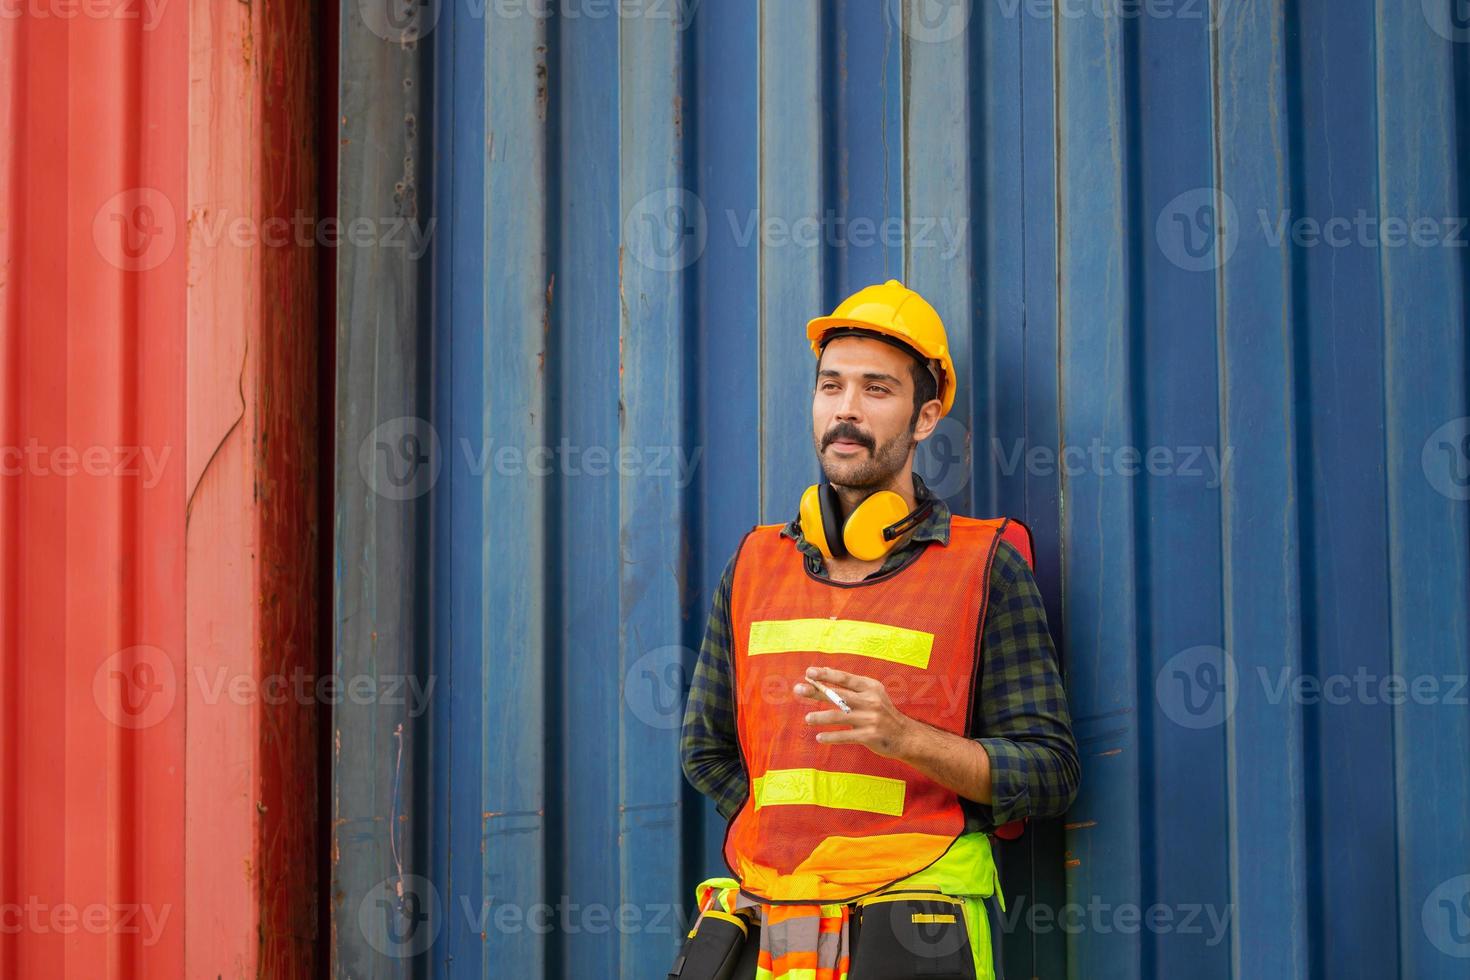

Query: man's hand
left=794, top=666, right=917, bottom=759
left=795, top=664, right=997, bottom=805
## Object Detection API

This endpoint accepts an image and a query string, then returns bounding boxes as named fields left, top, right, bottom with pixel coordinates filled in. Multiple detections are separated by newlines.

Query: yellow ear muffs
left=840, top=490, right=911, bottom=561
left=799, top=483, right=935, bottom=563
left=799, top=484, right=837, bottom=559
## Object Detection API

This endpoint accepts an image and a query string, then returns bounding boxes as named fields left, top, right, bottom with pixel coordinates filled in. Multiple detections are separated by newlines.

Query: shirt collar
left=780, top=471, right=952, bottom=559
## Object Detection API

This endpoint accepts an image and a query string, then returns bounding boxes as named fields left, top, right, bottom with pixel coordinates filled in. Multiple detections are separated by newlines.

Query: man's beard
left=816, top=422, right=916, bottom=491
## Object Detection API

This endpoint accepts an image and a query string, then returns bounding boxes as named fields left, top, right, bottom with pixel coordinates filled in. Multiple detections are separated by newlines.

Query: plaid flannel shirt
left=680, top=472, right=1079, bottom=833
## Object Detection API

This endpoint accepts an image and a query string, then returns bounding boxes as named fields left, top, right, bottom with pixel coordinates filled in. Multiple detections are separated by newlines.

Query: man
left=674, top=280, right=1079, bottom=980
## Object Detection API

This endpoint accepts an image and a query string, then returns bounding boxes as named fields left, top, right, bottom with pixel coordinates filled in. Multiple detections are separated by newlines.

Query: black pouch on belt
left=849, top=889, right=976, bottom=979
left=666, top=908, right=752, bottom=980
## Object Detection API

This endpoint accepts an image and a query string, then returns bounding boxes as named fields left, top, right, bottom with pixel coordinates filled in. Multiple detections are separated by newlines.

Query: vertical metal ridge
left=331, top=0, right=432, bottom=972
left=0, top=22, right=18, bottom=975
left=1055, top=5, right=1143, bottom=975
left=1374, top=3, right=1470, bottom=977
left=616, top=6, right=689, bottom=974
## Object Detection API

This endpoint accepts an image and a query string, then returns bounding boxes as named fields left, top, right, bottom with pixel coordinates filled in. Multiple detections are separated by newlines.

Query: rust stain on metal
left=1094, top=748, right=1122, bottom=757
left=617, top=246, right=626, bottom=323
left=1064, top=859, right=1082, bottom=869
left=1064, top=820, right=1097, bottom=830
left=534, top=48, right=548, bottom=121
left=240, top=8, right=255, bottom=67
left=539, top=273, right=554, bottom=374
left=482, top=808, right=546, bottom=819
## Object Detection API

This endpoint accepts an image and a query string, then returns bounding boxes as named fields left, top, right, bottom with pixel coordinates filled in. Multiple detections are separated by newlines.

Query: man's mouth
left=829, top=438, right=867, bottom=453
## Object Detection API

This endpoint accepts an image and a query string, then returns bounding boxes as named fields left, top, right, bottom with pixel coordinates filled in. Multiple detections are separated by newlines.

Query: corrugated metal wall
left=2, top=4, right=324, bottom=977
left=331, top=2, right=1470, bottom=977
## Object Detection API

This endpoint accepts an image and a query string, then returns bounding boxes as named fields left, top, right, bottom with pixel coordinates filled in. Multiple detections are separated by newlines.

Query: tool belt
left=666, top=883, right=988, bottom=980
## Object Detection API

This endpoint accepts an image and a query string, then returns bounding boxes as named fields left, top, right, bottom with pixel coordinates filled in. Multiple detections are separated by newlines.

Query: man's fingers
left=803, top=708, right=853, bottom=727
left=804, top=665, right=869, bottom=693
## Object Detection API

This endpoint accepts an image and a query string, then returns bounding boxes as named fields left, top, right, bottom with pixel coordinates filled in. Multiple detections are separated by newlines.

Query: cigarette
left=810, top=678, right=852, bottom=714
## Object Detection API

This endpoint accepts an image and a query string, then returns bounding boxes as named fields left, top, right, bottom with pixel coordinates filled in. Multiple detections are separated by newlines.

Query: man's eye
left=867, top=386, right=890, bottom=395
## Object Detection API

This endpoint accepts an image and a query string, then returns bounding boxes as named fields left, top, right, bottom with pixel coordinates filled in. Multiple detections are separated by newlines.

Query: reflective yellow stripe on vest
left=747, top=618, right=935, bottom=669
left=752, top=768, right=907, bottom=817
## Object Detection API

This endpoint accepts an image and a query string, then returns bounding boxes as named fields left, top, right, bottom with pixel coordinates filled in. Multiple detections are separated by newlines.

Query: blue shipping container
left=332, top=2, right=1470, bottom=977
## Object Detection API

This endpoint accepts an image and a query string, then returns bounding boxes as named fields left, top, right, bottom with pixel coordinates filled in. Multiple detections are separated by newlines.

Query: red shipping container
left=1, top=2, right=324, bottom=977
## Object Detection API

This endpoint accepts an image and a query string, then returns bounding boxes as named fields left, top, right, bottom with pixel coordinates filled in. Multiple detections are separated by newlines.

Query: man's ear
left=911, top=400, right=945, bottom=444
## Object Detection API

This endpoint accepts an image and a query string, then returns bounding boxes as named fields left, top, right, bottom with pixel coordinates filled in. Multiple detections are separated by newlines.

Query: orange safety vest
left=723, top=515, right=1031, bottom=904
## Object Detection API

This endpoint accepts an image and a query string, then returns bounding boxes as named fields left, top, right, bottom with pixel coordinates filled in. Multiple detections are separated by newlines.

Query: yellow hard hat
left=805, top=279, right=956, bottom=418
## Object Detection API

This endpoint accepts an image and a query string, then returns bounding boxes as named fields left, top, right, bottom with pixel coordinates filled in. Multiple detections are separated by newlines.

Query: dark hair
left=817, top=328, right=940, bottom=429
left=907, top=357, right=939, bottom=428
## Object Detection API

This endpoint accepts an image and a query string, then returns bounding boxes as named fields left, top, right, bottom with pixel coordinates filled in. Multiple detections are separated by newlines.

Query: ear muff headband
left=819, top=481, right=847, bottom=559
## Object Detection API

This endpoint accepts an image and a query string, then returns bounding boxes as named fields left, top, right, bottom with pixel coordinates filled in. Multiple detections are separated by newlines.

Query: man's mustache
left=824, top=425, right=874, bottom=451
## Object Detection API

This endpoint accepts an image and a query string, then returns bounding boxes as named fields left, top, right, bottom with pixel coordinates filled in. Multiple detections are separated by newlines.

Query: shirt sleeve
left=679, top=550, right=748, bottom=820
left=965, top=540, right=1080, bottom=829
